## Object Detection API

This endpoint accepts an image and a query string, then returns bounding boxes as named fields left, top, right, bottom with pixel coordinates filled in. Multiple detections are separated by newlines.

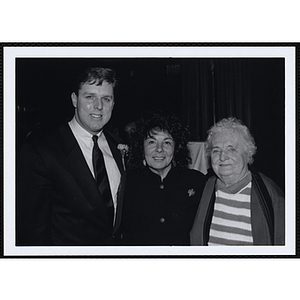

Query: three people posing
left=17, top=66, right=285, bottom=246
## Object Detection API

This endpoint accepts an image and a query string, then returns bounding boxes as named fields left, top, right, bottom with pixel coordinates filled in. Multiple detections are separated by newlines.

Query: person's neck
left=149, top=165, right=172, bottom=181
left=220, top=170, right=250, bottom=187
left=73, top=115, right=103, bottom=136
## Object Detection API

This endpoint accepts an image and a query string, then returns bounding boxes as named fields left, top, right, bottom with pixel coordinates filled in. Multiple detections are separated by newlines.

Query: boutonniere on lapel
left=117, top=144, right=129, bottom=170
left=187, top=189, right=195, bottom=197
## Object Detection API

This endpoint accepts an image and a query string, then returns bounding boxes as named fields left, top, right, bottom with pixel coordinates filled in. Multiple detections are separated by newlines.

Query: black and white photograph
left=1, top=1, right=299, bottom=297
left=3, top=45, right=296, bottom=257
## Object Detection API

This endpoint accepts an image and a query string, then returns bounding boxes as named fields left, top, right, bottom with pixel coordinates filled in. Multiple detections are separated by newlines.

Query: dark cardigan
left=190, top=167, right=285, bottom=246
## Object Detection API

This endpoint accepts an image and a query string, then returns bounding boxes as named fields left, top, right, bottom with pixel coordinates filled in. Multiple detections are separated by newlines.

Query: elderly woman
left=190, top=117, right=285, bottom=246
left=120, top=111, right=207, bottom=245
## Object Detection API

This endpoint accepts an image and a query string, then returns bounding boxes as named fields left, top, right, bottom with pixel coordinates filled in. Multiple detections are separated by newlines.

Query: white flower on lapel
left=187, top=189, right=195, bottom=197
left=117, top=144, right=129, bottom=157
left=117, top=144, right=129, bottom=170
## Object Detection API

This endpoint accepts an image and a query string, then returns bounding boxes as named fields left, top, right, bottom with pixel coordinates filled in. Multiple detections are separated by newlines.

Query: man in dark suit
left=16, top=67, right=126, bottom=246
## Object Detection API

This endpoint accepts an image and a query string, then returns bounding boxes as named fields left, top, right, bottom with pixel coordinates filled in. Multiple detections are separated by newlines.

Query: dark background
left=16, top=57, right=285, bottom=191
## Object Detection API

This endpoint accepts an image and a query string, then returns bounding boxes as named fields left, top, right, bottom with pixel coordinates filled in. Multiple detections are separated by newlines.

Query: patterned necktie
left=92, top=135, right=114, bottom=224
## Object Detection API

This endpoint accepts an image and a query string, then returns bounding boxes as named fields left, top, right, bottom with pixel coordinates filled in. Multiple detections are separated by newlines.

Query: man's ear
left=71, top=92, right=77, bottom=108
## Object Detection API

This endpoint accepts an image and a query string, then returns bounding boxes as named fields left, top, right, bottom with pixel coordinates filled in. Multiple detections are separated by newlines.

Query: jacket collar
left=59, top=123, right=114, bottom=227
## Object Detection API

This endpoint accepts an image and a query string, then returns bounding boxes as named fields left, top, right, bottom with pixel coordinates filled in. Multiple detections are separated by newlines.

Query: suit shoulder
left=104, top=130, right=124, bottom=144
left=20, top=124, right=68, bottom=157
left=22, top=127, right=55, bottom=148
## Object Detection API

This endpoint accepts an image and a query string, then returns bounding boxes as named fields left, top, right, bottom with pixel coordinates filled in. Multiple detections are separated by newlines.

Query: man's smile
left=91, top=114, right=102, bottom=118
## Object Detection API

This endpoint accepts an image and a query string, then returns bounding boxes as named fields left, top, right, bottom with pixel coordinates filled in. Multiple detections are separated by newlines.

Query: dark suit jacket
left=16, top=123, right=126, bottom=246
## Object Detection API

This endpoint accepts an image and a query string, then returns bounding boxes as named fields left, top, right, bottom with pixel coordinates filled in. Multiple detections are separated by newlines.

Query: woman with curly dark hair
left=120, top=110, right=207, bottom=245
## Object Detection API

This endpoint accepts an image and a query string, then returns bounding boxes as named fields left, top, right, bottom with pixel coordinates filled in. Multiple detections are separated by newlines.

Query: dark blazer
left=121, top=167, right=207, bottom=245
left=16, top=123, right=126, bottom=246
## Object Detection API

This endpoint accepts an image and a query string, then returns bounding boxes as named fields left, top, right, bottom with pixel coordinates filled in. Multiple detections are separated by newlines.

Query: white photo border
left=3, top=45, right=296, bottom=257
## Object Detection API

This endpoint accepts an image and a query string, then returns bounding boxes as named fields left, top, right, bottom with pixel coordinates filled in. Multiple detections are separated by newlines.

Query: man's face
left=144, top=130, right=175, bottom=178
left=71, top=81, right=114, bottom=135
left=210, top=129, right=249, bottom=186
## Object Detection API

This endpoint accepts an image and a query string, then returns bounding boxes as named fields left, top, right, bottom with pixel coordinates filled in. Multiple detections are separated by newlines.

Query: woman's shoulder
left=258, top=172, right=284, bottom=198
left=249, top=166, right=284, bottom=198
left=177, top=168, right=207, bottom=182
left=126, top=168, right=150, bottom=181
left=181, top=167, right=206, bottom=176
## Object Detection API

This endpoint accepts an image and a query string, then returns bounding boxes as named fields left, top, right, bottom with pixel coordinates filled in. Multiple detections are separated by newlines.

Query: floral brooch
left=187, top=189, right=195, bottom=197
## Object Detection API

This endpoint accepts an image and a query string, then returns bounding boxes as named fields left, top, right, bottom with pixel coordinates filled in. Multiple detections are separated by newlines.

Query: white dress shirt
left=68, top=117, right=121, bottom=215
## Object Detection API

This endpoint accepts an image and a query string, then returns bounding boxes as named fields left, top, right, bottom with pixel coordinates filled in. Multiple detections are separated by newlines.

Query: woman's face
left=143, top=129, right=175, bottom=179
left=210, top=129, right=249, bottom=186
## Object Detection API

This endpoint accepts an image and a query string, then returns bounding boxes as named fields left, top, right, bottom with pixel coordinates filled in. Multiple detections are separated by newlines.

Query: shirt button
left=160, top=218, right=165, bottom=223
left=159, top=184, right=164, bottom=189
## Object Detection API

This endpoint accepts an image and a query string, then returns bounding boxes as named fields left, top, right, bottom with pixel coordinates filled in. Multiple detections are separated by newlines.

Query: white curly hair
left=206, top=117, right=257, bottom=165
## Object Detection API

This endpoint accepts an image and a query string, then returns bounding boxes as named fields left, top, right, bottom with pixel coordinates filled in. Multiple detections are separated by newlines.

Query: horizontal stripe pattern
left=211, top=216, right=252, bottom=232
left=210, top=229, right=253, bottom=243
left=214, top=203, right=251, bottom=217
left=209, top=182, right=253, bottom=246
left=213, top=209, right=251, bottom=224
left=217, top=188, right=251, bottom=202
left=208, top=235, right=253, bottom=245
left=215, top=195, right=252, bottom=209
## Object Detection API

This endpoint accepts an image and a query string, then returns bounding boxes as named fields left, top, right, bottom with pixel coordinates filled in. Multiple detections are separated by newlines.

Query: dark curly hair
left=127, top=110, right=191, bottom=171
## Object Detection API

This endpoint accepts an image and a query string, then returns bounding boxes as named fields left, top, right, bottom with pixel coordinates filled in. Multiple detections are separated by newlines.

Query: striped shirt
left=208, top=174, right=253, bottom=245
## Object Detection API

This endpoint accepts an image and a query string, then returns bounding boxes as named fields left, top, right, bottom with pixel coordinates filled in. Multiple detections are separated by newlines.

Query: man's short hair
left=74, top=67, right=116, bottom=93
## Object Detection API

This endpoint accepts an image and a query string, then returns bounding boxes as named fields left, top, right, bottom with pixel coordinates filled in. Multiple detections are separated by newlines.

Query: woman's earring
left=143, top=159, right=146, bottom=166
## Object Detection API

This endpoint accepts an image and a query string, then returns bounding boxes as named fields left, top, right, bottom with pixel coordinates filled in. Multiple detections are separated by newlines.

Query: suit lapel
left=59, top=124, right=112, bottom=225
left=104, top=131, right=124, bottom=175
left=113, top=170, right=126, bottom=234
left=104, top=131, right=126, bottom=233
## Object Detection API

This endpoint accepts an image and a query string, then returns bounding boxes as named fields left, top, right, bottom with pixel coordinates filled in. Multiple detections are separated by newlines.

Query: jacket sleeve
left=16, top=141, right=54, bottom=245
left=261, top=174, right=285, bottom=245
left=190, top=176, right=215, bottom=245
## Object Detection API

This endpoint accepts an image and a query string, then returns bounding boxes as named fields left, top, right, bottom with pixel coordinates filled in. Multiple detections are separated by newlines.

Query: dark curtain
left=182, top=58, right=252, bottom=141
left=181, top=58, right=285, bottom=191
left=16, top=57, right=285, bottom=191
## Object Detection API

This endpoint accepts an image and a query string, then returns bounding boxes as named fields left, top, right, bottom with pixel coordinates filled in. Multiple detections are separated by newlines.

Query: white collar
left=69, top=116, right=103, bottom=140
